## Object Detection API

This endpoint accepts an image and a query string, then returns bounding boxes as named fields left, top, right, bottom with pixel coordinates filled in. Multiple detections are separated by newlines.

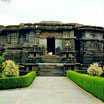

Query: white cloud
left=0, top=0, right=104, bottom=27
left=0, top=14, right=18, bottom=25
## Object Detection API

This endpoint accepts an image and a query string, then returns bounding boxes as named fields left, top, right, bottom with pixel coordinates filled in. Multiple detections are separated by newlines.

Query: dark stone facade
left=0, top=22, right=104, bottom=70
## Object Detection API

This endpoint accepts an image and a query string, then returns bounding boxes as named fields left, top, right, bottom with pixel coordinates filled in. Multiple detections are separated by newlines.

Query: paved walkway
left=0, top=77, right=104, bottom=104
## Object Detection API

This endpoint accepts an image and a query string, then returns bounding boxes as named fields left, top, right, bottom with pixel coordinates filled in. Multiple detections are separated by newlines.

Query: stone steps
left=38, top=64, right=64, bottom=76
left=39, top=68, right=64, bottom=76
left=41, top=55, right=60, bottom=63
left=38, top=55, right=64, bottom=76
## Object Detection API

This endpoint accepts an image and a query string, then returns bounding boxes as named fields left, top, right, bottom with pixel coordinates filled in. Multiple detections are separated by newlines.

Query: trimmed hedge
left=0, top=71, right=36, bottom=89
left=67, top=70, right=104, bottom=101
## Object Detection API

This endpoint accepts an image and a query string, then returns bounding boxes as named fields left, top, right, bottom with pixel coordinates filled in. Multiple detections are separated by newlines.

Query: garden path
left=0, top=77, right=103, bottom=104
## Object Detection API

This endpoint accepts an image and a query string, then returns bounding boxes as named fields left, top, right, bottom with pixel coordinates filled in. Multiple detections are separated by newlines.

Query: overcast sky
left=0, top=0, right=104, bottom=27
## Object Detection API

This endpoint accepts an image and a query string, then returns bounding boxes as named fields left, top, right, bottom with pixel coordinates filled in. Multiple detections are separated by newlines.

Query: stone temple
left=0, top=21, right=104, bottom=75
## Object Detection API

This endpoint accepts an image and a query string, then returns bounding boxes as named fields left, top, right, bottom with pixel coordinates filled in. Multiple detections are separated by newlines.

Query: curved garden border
left=67, top=70, right=104, bottom=101
left=0, top=71, right=36, bottom=89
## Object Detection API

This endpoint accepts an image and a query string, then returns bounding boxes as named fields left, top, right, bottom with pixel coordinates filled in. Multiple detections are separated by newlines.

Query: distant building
left=0, top=21, right=104, bottom=71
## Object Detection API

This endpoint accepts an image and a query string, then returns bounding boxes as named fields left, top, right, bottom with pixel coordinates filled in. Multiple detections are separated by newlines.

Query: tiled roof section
left=0, top=25, right=5, bottom=33
left=77, top=25, right=104, bottom=32
left=34, top=22, right=82, bottom=27
left=0, top=25, right=4, bottom=28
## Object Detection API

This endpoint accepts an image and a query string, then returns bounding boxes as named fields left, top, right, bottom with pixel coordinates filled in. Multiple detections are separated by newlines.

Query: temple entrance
left=47, top=37, right=55, bottom=54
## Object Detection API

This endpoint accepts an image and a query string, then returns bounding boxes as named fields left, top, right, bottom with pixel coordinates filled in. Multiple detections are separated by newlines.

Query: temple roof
left=0, top=22, right=104, bottom=32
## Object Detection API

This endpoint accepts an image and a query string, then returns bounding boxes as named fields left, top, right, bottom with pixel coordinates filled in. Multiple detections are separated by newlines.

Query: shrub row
left=0, top=71, right=36, bottom=89
left=67, top=70, right=104, bottom=101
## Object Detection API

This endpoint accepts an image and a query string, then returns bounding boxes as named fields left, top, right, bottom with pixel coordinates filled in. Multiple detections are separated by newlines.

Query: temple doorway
left=47, top=37, right=55, bottom=54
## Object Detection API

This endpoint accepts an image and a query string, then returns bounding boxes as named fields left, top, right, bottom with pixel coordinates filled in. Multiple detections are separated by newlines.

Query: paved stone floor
left=0, top=77, right=104, bottom=104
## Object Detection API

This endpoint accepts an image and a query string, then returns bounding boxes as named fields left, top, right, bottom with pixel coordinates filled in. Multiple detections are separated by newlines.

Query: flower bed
left=0, top=71, right=36, bottom=89
left=67, top=70, right=104, bottom=101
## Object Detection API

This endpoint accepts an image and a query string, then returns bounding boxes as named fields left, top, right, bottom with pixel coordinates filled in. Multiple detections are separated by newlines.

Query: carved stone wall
left=79, top=31, right=104, bottom=69
left=0, top=23, right=103, bottom=70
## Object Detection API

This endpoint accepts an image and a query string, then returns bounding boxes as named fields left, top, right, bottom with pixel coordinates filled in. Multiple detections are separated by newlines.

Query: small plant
left=87, top=63, right=103, bottom=76
left=2, top=60, right=19, bottom=77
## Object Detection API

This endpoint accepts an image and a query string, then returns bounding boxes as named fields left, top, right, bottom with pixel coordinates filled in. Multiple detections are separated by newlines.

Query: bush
left=0, top=71, right=36, bottom=89
left=2, top=60, right=19, bottom=77
left=67, top=70, right=104, bottom=101
left=87, top=63, right=103, bottom=76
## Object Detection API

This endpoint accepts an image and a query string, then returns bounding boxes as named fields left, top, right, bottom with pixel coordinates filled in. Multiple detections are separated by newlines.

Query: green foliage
left=2, top=60, right=19, bottom=77
left=67, top=70, right=104, bottom=101
left=0, top=52, right=4, bottom=65
left=0, top=52, right=5, bottom=73
left=0, top=52, right=5, bottom=77
left=0, top=71, right=36, bottom=89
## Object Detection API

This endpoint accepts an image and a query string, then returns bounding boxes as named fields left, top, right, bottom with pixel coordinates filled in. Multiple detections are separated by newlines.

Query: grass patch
left=0, top=71, right=36, bottom=89
left=67, top=70, right=104, bottom=101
